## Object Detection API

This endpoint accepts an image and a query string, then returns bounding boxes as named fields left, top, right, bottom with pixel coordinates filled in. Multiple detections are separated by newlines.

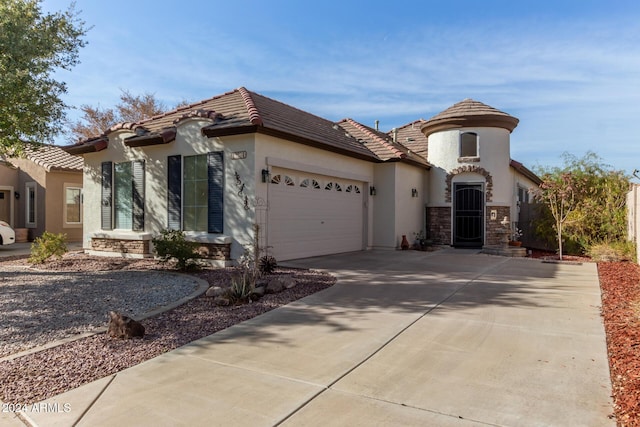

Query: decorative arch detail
left=445, top=165, right=493, bottom=202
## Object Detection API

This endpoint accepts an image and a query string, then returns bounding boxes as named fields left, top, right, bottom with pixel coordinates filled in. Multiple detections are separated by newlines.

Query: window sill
left=91, top=231, right=153, bottom=240
left=458, top=156, right=480, bottom=163
left=184, top=232, right=232, bottom=244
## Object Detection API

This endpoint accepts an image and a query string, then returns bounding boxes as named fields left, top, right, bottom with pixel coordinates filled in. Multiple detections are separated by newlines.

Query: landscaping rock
left=251, top=286, right=266, bottom=299
left=214, top=296, right=230, bottom=306
left=107, top=311, right=145, bottom=339
left=205, top=286, right=225, bottom=298
left=266, top=276, right=297, bottom=293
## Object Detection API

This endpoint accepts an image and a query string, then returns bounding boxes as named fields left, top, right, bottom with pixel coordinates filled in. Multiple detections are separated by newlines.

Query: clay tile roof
left=202, top=89, right=378, bottom=161
left=421, top=99, right=519, bottom=136
left=338, top=118, right=404, bottom=161
left=338, top=119, right=430, bottom=167
left=392, top=119, right=428, bottom=159
left=66, top=87, right=426, bottom=163
left=22, top=145, right=83, bottom=172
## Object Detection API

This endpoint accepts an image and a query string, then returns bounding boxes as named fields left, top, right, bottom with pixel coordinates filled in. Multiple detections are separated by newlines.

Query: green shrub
left=587, top=241, right=636, bottom=262
left=152, top=229, right=200, bottom=270
left=29, top=232, right=67, bottom=264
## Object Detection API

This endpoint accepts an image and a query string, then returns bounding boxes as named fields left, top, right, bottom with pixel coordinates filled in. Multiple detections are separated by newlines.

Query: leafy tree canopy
left=533, top=151, right=631, bottom=256
left=0, top=0, right=87, bottom=155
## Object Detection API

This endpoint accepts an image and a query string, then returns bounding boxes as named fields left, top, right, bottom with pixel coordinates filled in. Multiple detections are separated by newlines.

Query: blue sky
left=42, top=0, right=640, bottom=174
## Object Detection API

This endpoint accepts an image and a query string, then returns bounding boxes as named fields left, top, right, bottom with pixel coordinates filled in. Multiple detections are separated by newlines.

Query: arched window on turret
left=459, top=132, right=479, bottom=158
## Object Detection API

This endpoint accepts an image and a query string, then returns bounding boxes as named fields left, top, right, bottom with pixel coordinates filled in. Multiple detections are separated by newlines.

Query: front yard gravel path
left=0, top=267, right=203, bottom=359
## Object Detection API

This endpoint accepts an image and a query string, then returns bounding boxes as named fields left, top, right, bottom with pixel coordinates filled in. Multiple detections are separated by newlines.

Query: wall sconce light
left=411, top=188, right=418, bottom=198
left=369, top=186, right=376, bottom=196
left=261, top=169, right=270, bottom=183
left=14, top=192, right=20, bottom=200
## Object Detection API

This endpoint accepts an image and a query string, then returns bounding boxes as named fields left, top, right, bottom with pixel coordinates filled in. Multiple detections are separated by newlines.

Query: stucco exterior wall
left=372, top=162, right=427, bottom=249
left=43, top=171, right=83, bottom=241
left=395, top=162, right=427, bottom=247
left=0, top=162, right=18, bottom=226
left=82, top=119, right=254, bottom=260
left=12, top=158, right=47, bottom=238
left=427, top=127, right=511, bottom=206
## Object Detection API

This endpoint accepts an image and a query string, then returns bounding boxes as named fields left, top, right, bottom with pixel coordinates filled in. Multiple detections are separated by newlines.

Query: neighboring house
left=0, top=159, right=19, bottom=227
left=1, top=146, right=84, bottom=242
left=65, top=87, right=540, bottom=263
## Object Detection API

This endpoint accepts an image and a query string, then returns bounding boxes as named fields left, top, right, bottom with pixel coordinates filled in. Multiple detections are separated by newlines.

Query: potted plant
left=509, top=228, right=523, bottom=246
left=413, top=230, right=432, bottom=251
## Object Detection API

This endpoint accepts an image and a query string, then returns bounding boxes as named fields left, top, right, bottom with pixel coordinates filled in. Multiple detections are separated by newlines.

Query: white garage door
left=267, top=169, right=365, bottom=261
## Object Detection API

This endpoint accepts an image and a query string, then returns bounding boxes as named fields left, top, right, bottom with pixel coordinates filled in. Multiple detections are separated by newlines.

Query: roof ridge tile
left=238, top=87, right=263, bottom=126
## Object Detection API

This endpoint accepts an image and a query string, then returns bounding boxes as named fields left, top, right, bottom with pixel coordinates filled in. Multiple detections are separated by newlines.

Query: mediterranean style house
left=65, top=87, right=540, bottom=263
left=0, top=146, right=84, bottom=242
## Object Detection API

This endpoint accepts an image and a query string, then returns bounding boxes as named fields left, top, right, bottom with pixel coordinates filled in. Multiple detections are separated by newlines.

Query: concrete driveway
left=20, top=249, right=613, bottom=426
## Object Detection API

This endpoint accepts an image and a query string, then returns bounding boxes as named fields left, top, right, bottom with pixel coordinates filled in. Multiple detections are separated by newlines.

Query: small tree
left=533, top=171, right=584, bottom=260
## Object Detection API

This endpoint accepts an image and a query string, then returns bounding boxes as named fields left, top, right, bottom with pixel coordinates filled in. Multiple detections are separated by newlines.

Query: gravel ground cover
left=0, top=253, right=335, bottom=405
left=598, top=261, right=640, bottom=426
left=0, top=267, right=201, bottom=358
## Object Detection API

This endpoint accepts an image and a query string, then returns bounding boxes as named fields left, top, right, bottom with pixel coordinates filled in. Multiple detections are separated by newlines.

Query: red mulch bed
left=598, top=261, right=640, bottom=426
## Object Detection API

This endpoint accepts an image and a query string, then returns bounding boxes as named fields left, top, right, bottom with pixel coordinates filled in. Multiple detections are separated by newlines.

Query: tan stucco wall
left=372, top=162, right=428, bottom=249
left=427, top=127, right=511, bottom=206
left=81, top=119, right=252, bottom=258
left=8, top=157, right=83, bottom=241
left=45, top=171, right=83, bottom=241
left=11, top=157, right=46, bottom=236
left=0, top=162, right=19, bottom=226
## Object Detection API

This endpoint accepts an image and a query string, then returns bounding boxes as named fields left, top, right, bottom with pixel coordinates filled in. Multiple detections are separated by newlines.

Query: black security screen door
left=453, top=183, right=484, bottom=247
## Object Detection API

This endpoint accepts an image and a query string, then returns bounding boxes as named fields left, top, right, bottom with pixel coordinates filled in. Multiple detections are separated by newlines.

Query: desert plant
left=227, top=269, right=256, bottom=303
left=29, top=232, right=67, bottom=264
left=588, top=241, right=636, bottom=263
left=152, top=229, right=200, bottom=270
left=258, top=255, right=278, bottom=275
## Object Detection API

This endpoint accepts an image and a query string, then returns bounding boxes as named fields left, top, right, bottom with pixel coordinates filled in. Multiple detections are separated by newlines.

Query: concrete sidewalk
left=17, top=249, right=613, bottom=426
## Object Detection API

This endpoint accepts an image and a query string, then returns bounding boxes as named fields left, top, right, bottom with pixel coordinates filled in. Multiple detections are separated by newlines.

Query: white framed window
left=64, top=184, right=82, bottom=226
left=459, top=132, right=479, bottom=158
left=25, top=182, right=36, bottom=228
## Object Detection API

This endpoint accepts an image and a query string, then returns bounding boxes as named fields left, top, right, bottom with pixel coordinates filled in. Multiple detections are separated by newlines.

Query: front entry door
left=453, top=183, right=484, bottom=248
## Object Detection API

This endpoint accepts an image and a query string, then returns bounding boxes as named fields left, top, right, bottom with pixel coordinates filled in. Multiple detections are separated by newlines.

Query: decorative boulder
left=266, top=276, right=297, bottom=293
left=250, top=286, right=266, bottom=301
left=107, top=311, right=145, bottom=339
left=206, top=286, right=225, bottom=298
left=214, top=296, right=230, bottom=306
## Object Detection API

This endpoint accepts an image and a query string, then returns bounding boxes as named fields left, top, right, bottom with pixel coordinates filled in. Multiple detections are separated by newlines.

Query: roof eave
left=510, top=159, right=542, bottom=185
left=63, top=138, right=109, bottom=155
left=204, top=124, right=379, bottom=163
left=257, top=127, right=379, bottom=163
left=421, top=115, right=519, bottom=137
left=124, top=128, right=177, bottom=147
left=202, top=124, right=259, bottom=138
